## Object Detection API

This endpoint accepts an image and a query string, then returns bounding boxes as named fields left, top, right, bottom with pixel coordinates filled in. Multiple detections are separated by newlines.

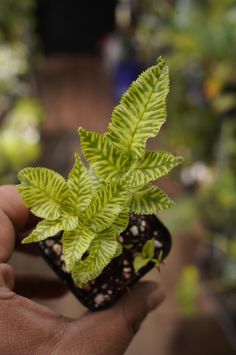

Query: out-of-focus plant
left=197, top=166, right=236, bottom=287
left=0, top=0, right=39, bottom=111
left=0, top=98, right=43, bottom=184
left=0, top=44, right=28, bottom=110
left=0, top=0, right=34, bottom=42
left=177, top=265, right=199, bottom=317
left=0, top=0, right=43, bottom=184
left=133, top=0, right=236, bottom=163
left=199, top=171, right=236, bottom=238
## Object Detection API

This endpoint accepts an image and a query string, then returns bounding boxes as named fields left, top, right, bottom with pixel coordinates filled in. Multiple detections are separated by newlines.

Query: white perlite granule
left=154, top=240, right=163, bottom=248
left=94, top=293, right=105, bottom=305
left=130, top=225, right=139, bottom=236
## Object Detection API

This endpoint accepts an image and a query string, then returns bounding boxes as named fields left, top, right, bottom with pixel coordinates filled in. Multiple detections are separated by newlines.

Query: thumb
left=82, top=281, right=165, bottom=355
left=113, top=281, right=165, bottom=334
left=111, top=282, right=165, bottom=342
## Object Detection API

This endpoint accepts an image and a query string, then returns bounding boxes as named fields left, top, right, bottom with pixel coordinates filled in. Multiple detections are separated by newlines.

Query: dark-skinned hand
left=0, top=185, right=165, bottom=355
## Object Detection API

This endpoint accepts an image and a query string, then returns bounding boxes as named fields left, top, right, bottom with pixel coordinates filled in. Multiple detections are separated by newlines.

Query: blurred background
left=1, top=0, right=236, bottom=354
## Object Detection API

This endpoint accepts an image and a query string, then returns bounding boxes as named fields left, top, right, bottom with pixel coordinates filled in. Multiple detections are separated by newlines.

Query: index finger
left=0, top=185, right=30, bottom=262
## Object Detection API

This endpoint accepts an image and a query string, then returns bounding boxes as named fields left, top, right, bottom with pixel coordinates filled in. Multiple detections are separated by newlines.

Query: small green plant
left=133, top=239, right=163, bottom=273
left=17, top=58, right=183, bottom=286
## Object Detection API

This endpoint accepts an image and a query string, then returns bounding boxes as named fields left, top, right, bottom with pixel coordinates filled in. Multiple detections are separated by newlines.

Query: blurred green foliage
left=177, top=265, right=199, bottom=317
left=0, top=0, right=34, bottom=42
left=199, top=171, right=236, bottom=237
left=0, top=99, right=43, bottom=184
left=135, top=0, right=236, bottom=162
left=0, top=0, right=43, bottom=184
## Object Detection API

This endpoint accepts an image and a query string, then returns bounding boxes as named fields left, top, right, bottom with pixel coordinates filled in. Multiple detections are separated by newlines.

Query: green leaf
left=22, top=219, right=64, bottom=244
left=127, top=152, right=184, bottom=187
left=60, top=216, right=79, bottom=231
left=130, top=184, right=175, bottom=214
left=67, top=154, right=92, bottom=213
left=22, top=216, right=78, bottom=244
left=79, top=128, right=131, bottom=181
left=155, top=250, right=163, bottom=267
left=88, top=169, right=101, bottom=195
left=133, top=239, right=155, bottom=273
left=84, top=182, right=130, bottom=232
left=133, top=255, right=150, bottom=273
left=107, top=57, right=169, bottom=157
left=103, top=207, right=130, bottom=236
left=142, top=239, right=155, bottom=259
left=114, top=241, right=123, bottom=258
left=18, top=167, right=70, bottom=220
left=71, top=233, right=118, bottom=286
left=62, top=227, right=96, bottom=271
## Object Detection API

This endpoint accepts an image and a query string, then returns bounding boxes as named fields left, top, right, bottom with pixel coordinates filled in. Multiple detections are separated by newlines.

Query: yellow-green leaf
left=62, top=227, right=96, bottom=271
left=133, top=255, right=150, bottom=273
left=18, top=167, right=70, bottom=220
left=114, top=241, right=123, bottom=258
left=79, top=128, right=131, bottom=181
left=133, top=239, right=155, bottom=272
left=84, top=182, right=130, bottom=232
left=72, top=233, right=118, bottom=286
left=142, top=239, right=155, bottom=259
left=67, top=154, right=92, bottom=213
left=127, top=152, right=184, bottom=187
left=102, top=207, right=130, bottom=236
left=107, top=57, right=169, bottom=157
left=130, top=184, right=175, bottom=214
left=22, top=219, right=64, bottom=244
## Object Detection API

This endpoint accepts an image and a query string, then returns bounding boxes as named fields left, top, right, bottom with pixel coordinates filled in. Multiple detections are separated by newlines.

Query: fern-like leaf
left=67, top=154, right=92, bottom=213
left=79, top=128, right=131, bottom=181
left=114, top=241, right=123, bottom=258
left=60, top=216, right=79, bottom=231
left=62, top=227, right=96, bottom=271
left=102, top=207, right=130, bottom=236
left=71, top=233, right=118, bottom=286
left=22, top=219, right=65, bottom=244
left=107, top=57, right=169, bottom=157
left=127, top=152, right=184, bottom=187
left=88, top=169, right=101, bottom=195
left=18, top=168, right=71, bottom=220
left=130, top=184, right=175, bottom=214
left=84, top=182, right=130, bottom=233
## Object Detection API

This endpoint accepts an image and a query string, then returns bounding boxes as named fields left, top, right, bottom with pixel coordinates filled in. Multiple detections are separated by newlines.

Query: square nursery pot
left=38, top=214, right=171, bottom=311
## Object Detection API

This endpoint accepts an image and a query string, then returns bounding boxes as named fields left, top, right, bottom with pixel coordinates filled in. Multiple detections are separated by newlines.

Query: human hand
left=0, top=185, right=165, bottom=355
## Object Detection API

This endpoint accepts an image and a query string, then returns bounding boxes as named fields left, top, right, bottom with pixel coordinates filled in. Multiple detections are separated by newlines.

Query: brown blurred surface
left=37, top=55, right=113, bottom=134
left=10, top=56, right=236, bottom=355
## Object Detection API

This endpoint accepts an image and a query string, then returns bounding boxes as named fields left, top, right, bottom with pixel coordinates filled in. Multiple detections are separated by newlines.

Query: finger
left=0, top=263, right=15, bottom=290
left=106, top=282, right=165, bottom=350
left=0, top=185, right=30, bottom=262
left=14, top=274, right=68, bottom=299
left=71, top=282, right=165, bottom=355
left=112, top=281, right=165, bottom=335
left=0, top=290, right=64, bottom=353
left=0, top=185, right=30, bottom=230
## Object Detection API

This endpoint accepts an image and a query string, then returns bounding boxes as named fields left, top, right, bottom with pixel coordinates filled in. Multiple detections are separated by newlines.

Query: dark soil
left=38, top=214, right=171, bottom=311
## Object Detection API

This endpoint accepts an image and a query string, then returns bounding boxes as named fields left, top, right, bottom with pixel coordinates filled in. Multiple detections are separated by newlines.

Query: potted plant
left=17, top=57, right=183, bottom=310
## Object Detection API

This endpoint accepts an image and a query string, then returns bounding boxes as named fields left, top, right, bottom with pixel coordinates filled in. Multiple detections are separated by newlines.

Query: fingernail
left=147, top=289, right=165, bottom=312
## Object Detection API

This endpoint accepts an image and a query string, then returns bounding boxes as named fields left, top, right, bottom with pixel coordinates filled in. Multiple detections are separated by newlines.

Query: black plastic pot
left=38, top=214, right=171, bottom=311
